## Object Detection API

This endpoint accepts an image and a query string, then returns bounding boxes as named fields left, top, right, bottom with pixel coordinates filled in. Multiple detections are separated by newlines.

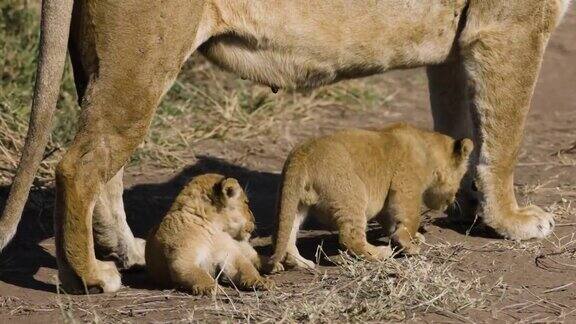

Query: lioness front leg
left=460, top=13, right=556, bottom=240
left=58, top=0, right=206, bottom=293
left=93, top=167, right=145, bottom=271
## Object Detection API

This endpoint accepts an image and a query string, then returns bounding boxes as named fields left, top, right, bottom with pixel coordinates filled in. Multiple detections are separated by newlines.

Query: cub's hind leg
left=238, top=240, right=277, bottom=275
left=220, top=241, right=274, bottom=291
left=337, top=210, right=393, bottom=261
left=283, top=207, right=315, bottom=271
left=270, top=206, right=314, bottom=273
left=321, top=175, right=391, bottom=261
left=170, top=261, right=217, bottom=295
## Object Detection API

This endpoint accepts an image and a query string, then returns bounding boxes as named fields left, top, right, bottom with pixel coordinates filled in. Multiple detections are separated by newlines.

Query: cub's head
left=212, top=176, right=255, bottom=241
left=423, top=137, right=474, bottom=211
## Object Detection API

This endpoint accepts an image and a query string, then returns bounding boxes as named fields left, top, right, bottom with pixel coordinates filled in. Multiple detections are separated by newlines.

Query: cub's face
left=423, top=138, right=474, bottom=211
left=217, top=178, right=255, bottom=241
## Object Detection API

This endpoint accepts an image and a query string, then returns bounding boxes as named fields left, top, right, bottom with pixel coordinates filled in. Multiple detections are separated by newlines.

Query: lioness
left=0, top=0, right=569, bottom=293
left=269, top=124, right=473, bottom=271
left=146, top=174, right=273, bottom=294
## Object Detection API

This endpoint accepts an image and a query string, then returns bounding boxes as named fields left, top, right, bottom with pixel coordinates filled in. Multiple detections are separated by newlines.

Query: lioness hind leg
left=58, top=0, right=207, bottom=293
left=459, top=9, right=557, bottom=240
left=93, top=167, right=145, bottom=271
left=427, top=56, right=479, bottom=223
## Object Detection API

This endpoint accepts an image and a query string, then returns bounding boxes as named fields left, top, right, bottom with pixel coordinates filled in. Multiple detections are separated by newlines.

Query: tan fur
left=145, top=174, right=273, bottom=294
left=0, top=0, right=570, bottom=293
left=0, top=0, right=74, bottom=252
left=269, top=124, right=473, bottom=271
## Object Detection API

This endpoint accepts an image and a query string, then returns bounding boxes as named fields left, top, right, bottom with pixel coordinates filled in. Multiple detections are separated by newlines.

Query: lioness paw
left=58, top=260, right=122, bottom=294
left=491, top=205, right=555, bottom=240
left=99, top=260, right=123, bottom=293
left=284, top=254, right=316, bottom=270
left=122, top=238, right=146, bottom=271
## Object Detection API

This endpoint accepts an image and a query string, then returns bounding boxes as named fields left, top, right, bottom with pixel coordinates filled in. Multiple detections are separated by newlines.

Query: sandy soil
left=1, top=9, right=575, bottom=324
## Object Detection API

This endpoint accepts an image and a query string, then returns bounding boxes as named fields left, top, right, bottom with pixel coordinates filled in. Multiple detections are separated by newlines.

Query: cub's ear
left=453, top=138, right=474, bottom=161
left=220, top=178, right=242, bottom=203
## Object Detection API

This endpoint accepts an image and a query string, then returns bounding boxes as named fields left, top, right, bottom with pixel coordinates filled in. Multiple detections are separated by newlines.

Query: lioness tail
left=0, top=0, right=74, bottom=251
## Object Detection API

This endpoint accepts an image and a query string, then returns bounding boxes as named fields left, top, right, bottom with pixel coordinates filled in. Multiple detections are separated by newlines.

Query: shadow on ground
left=0, top=155, right=501, bottom=293
left=123, top=155, right=282, bottom=239
left=432, top=217, right=501, bottom=239
left=0, top=156, right=345, bottom=292
left=0, top=185, right=57, bottom=293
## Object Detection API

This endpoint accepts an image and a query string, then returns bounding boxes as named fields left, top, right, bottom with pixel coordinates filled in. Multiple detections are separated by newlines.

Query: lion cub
left=270, top=123, right=473, bottom=271
left=146, top=174, right=273, bottom=294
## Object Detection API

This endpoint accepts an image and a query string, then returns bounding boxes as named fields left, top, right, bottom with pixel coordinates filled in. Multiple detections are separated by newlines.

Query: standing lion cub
left=270, top=123, right=473, bottom=272
left=146, top=174, right=273, bottom=294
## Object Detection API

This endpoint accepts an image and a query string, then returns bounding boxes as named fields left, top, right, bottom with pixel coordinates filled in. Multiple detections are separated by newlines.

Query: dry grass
left=39, top=243, right=502, bottom=323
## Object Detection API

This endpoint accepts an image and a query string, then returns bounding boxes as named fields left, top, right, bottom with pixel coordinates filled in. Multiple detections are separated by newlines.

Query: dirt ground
left=1, top=9, right=575, bottom=324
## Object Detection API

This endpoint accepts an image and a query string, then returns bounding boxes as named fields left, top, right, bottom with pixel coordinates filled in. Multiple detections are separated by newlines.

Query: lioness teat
left=270, top=123, right=473, bottom=272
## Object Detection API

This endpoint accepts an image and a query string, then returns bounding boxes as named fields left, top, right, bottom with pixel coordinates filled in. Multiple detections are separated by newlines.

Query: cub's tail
left=269, top=153, right=309, bottom=266
left=0, top=0, right=74, bottom=251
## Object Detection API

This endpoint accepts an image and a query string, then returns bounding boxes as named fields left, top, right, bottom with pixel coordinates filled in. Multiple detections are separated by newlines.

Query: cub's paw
left=375, top=245, right=393, bottom=259
left=399, top=242, right=421, bottom=256
left=398, top=234, right=424, bottom=256
left=415, top=232, right=426, bottom=244
left=490, top=205, right=555, bottom=240
left=249, top=277, right=275, bottom=291
left=267, top=261, right=285, bottom=274
left=240, top=277, right=276, bottom=290
left=190, top=283, right=217, bottom=296
left=362, top=245, right=393, bottom=261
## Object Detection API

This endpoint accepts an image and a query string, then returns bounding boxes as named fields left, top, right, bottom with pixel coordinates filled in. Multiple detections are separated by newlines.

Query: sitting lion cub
left=270, top=123, right=473, bottom=271
left=146, top=174, right=273, bottom=294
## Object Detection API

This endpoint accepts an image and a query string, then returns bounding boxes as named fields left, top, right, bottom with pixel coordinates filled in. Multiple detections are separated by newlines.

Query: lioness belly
left=200, top=0, right=467, bottom=89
